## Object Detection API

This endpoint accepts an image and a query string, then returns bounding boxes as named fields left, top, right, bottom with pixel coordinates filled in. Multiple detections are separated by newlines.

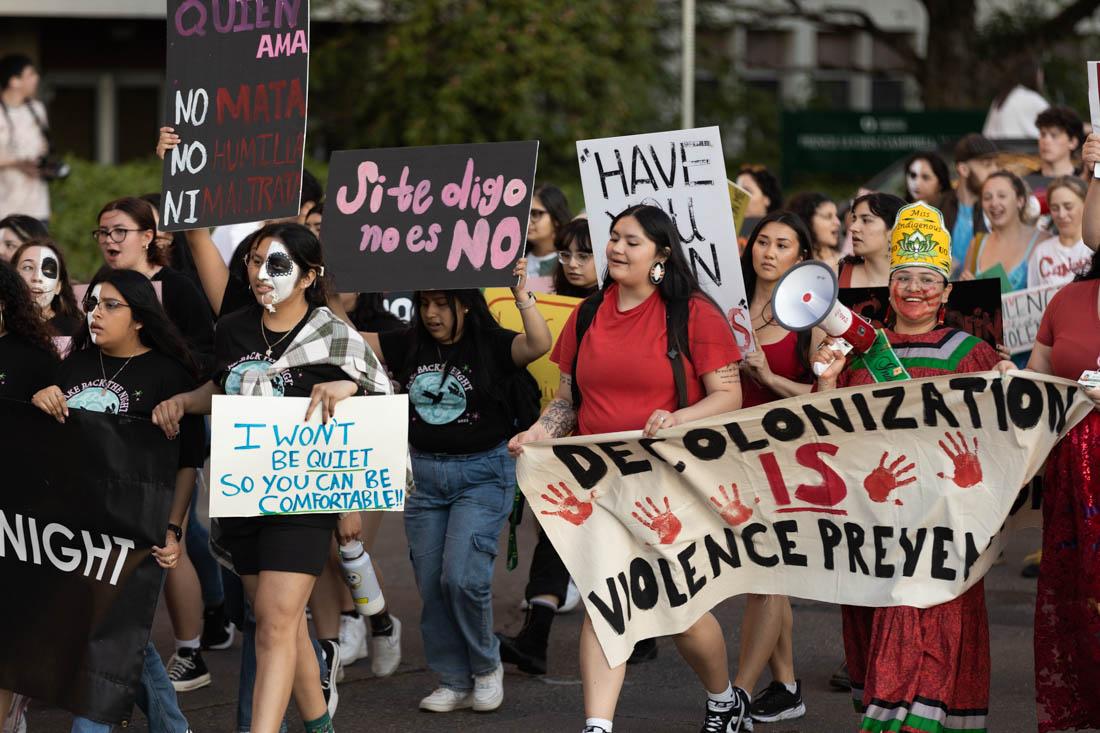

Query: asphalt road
left=27, top=520, right=1050, bottom=733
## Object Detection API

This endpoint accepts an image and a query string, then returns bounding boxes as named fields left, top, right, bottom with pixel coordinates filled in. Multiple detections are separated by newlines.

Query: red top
left=1037, top=279, right=1100, bottom=381
left=552, top=284, right=742, bottom=436
left=741, top=331, right=811, bottom=407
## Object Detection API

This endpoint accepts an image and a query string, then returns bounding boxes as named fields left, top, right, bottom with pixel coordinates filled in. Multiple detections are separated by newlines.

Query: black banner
left=160, top=0, right=310, bottom=230
left=0, top=401, right=178, bottom=724
left=323, top=141, right=540, bottom=292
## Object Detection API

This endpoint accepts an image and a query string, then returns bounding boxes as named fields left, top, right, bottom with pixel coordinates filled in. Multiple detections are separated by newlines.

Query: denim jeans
left=404, top=442, right=515, bottom=691
left=187, top=498, right=224, bottom=608
left=70, top=643, right=188, bottom=733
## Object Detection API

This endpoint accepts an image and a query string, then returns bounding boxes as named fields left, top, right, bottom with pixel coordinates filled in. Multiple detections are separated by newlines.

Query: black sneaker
left=626, top=637, right=658, bottom=665
left=319, top=639, right=341, bottom=716
left=201, top=604, right=236, bottom=650
left=750, top=680, right=806, bottom=723
left=166, top=647, right=211, bottom=692
left=701, top=699, right=735, bottom=733
left=828, top=661, right=851, bottom=691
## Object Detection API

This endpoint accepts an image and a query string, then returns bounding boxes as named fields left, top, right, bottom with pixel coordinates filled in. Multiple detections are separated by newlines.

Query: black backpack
left=569, top=290, right=692, bottom=410
left=500, top=366, right=543, bottom=431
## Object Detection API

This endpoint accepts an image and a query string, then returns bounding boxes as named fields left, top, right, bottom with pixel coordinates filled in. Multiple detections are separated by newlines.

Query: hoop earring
left=649, top=261, right=665, bottom=285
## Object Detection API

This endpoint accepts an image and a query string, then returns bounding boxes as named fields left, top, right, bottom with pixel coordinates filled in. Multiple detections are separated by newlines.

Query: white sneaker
left=472, top=664, right=504, bottom=712
left=419, top=686, right=473, bottom=712
left=338, top=614, right=368, bottom=665
left=559, top=580, right=581, bottom=613
left=370, top=614, right=402, bottom=677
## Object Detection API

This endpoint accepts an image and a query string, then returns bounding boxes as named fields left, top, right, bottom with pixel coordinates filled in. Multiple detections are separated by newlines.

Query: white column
left=95, top=73, right=115, bottom=165
left=851, top=30, right=872, bottom=111
left=782, top=19, right=815, bottom=106
left=681, top=0, right=696, bottom=129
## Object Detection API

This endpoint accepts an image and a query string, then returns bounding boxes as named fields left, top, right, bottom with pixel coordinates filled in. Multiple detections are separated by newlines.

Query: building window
left=872, top=78, right=905, bottom=110
left=744, top=30, right=787, bottom=68
left=47, top=86, right=96, bottom=159
left=872, top=34, right=912, bottom=72
left=816, top=32, right=853, bottom=69
left=813, top=79, right=850, bottom=109
left=116, top=86, right=160, bottom=163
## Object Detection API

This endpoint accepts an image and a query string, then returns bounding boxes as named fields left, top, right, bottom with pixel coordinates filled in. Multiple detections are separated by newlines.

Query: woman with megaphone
left=813, top=202, right=1006, bottom=733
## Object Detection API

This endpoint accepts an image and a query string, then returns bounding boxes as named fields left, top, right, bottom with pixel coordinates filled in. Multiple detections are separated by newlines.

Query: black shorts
left=217, top=514, right=336, bottom=576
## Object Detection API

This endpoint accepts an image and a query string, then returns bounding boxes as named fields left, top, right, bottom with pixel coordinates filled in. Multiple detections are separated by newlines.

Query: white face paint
left=256, top=240, right=300, bottom=313
left=17, top=245, right=61, bottom=310
left=87, top=283, right=102, bottom=343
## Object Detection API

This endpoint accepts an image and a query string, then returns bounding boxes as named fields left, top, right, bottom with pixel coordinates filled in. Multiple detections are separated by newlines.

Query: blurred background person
left=736, top=164, right=783, bottom=227
left=1027, top=176, right=1092, bottom=288
left=983, top=55, right=1047, bottom=139
left=902, top=151, right=951, bottom=205
left=940, top=134, right=999, bottom=276
left=525, top=184, right=571, bottom=292
left=1028, top=105, right=1085, bottom=207
left=0, top=54, right=49, bottom=223
left=552, top=218, right=598, bottom=298
left=787, top=192, right=842, bottom=272
left=0, top=214, right=48, bottom=263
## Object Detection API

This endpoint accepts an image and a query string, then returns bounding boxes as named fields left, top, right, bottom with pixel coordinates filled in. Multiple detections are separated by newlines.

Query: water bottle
left=339, top=541, right=385, bottom=616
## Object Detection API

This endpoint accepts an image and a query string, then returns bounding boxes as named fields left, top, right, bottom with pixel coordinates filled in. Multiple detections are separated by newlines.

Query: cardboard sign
left=1001, top=283, right=1061, bottom=355
left=576, top=127, right=753, bottom=352
left=160, top=0, right=310, bottom=230
left=518, top=372, right=1091, bottom=667
left=1089, top=61, right=1100, bottom=178
left=210, top=394, right=409, bottom=517
left=839, top=277, right=1004, bottom=349
left=322, top=141, right=540, bottom=293
left=485, top=288, right=582, bottom=408
left=727, top=179, right=752, bottom=237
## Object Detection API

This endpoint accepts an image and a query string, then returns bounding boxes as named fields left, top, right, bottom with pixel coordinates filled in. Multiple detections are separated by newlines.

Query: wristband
left=516, top=291, right=537, bottom=310
left=167, top=523, right=183, bottom=542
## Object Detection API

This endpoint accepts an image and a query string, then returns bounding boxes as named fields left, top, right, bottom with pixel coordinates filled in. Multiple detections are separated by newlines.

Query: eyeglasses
left=890, top=273, right=946, bottom=290
left=92, top=227, right=147, bottom=244
left=530, top=209, right=547, bottom=222
left=557, top=251, right=592, bottom=265
left=245, top=251, right=296, bottom=276
left=83, top=295, right=130, bottom=313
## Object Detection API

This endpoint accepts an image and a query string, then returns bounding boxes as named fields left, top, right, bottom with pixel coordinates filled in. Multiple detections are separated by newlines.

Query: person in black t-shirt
left=151, top=223, right=385, bottom=733
left=0, top=261, right=57, bottom=400
left=359, top=263, right=552, bottom=713
left=11, top=236, right=80, bottom=338
left=30, top=268, right=197, bottom=731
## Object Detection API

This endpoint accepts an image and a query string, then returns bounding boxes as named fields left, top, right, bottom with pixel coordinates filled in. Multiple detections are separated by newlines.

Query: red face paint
left=889, top=279, right=943, bottom=324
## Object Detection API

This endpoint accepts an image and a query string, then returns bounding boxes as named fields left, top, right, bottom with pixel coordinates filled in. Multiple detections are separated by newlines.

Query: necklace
left=99, top=349, right=135, bottom=396
left=260, top=312, right=296, bottom=357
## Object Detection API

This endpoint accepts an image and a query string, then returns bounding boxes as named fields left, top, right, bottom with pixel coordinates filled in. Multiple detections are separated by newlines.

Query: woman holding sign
left=152, top=222, right=390, bottom=733
left=509, top=205, right=744, bottom=733
left=814, top=203, right=1003, bottom=733
left=357, top=260, right=551, bottom=714
left=30, top=268, right=201, bottom=733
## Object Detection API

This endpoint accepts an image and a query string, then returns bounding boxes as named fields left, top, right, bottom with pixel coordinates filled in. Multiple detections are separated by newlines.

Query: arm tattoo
left=539, top=398, right=578, bottom=438
left=716, top=363, right=740, bottom=385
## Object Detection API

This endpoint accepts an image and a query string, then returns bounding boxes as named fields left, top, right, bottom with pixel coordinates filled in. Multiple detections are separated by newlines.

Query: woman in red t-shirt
left=510, top=205, right=745, bottom=733
left=1023, top=250, right=1100, bottom=733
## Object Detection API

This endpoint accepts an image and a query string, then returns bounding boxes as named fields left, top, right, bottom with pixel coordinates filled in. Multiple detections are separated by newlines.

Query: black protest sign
left=839, top=277, right=1004, bottom=348
left=0, top=401, right=178, bottom=724
left=322, top=141, right=540, bottom=292
left=160, top=0, right=310, bottom=230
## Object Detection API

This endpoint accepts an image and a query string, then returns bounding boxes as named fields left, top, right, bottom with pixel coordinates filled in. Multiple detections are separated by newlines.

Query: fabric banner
left=160, top=0, right=310, bottom=229
left=516, top=372, right=1091, bottom=667
left=576, top=127, right=754, bottom=352
left=1001, top=284, right=1060, bottom=355
left=485, top=288, right=581, bottom=409
left=209, top=394, right=409, bottom=517
left=0, top=400, right=178, bottom=724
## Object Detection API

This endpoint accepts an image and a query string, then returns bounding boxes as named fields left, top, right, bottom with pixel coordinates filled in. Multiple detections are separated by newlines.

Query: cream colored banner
left=516, top=372, right=1091, bottom=667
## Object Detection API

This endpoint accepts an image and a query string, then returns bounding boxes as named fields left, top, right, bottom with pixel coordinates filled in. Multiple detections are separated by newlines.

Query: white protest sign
left=1001, top=284, right=1060, bottom=355
left=577, top=127, right=755, bottom=352
left=210, top=394, right=409, bottom=518
left=1089, top=61, right=1100, bottom=178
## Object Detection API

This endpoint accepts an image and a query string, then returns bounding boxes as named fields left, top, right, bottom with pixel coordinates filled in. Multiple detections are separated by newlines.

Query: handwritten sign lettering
left=1001, top=283, right=1061, bottom=355
left=322, top=141, right=539, bottom=292
left=577, top=128, right=753, bottom=351
left=160, top=0, right=309, bottom=230
left=210, top=394, right=408, bottom=517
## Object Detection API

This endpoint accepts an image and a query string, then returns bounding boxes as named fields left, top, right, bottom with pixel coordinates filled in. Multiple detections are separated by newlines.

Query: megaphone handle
left=812, top=338, right=854, bottom=377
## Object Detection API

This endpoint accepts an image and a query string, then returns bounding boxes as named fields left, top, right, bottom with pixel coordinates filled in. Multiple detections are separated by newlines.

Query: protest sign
left=1089, top=61, right=1100, bottom=178
left=0, top=400, right=178, bottom=724
left=516, top=372, right=1090, bottom=667
left=210, top=394, right=409, bottom=517
left=839, top=277, right=1004, bottom=349
left=160, top=0, right=310, bottom=230
left=576, top=127, right=754, bottom=352
left=485, top=288, right=582, bottom=409
left=727, top=179, right=752, bottom=237
left=1001, top=283, right=1060, bottom=355
left=322, top=141, right=540, bottom=292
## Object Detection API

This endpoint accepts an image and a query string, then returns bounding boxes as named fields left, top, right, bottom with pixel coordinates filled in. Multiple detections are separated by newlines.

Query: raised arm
left=508, top=257, right=552, bottom=366
left=1083, top=133, right=1100, bottom=251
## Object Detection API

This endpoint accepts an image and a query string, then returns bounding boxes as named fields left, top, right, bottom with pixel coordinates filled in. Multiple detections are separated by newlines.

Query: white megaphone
left=770, top=260, right=877, bottom=375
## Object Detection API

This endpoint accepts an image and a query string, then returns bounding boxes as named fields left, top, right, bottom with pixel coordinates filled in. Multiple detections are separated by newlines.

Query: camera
left=37, top=155, right=70, bottom=181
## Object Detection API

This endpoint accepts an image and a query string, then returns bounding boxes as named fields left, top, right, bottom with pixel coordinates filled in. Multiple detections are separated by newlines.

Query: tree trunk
left=920, top=0, right=982, bottom=108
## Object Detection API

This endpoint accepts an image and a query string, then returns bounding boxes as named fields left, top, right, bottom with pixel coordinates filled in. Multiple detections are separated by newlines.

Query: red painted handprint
left=540, top=482, right=594, bottom=526
left=709, top=483, right=753, bottom=526
left=632, top=496, right=682, bottom=544
left=863, top=452, right=916, bottom=503
left=936, top=431, right=983, bottom=488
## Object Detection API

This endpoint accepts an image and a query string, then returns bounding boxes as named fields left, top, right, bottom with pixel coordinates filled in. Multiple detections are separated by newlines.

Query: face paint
left=34, top=247, right=60, bottom=309
left=906, top=162, right=923, bottom=200
left=889, top=273, right=945, bottom=325
left=87, top=284, right=102, bottom=343
left=256, top=240, right=299, bottom=313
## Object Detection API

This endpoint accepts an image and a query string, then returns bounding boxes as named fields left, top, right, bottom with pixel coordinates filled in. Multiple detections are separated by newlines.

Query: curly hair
left=0, top=260, right=56, bottom=357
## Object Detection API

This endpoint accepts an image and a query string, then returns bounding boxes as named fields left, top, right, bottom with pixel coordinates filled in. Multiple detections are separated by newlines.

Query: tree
left=310, top=0, right=672, bottom=187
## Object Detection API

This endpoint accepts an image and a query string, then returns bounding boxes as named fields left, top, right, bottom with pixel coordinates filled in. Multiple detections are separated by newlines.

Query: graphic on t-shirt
left=225, top=354, right=290, bottom=396
left=409, top=366, right=472, bottom=425
left=65, top=380, right=128, bottom=414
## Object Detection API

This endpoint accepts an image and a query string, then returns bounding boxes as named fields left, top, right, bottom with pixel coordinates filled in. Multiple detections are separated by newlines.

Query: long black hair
left=739, top=211, right=814, bottom=373
left=11, top=237, right=80, bottom=323
left=552, top=218, right=598, bottom=298
left=786, top=192, right=832, bottom=255
left=531, top=184, right=572, bottom=237
left=840, top=192, right=905, bottom=267
left=71, top=268, right=198, bottom=378
left=0, top=214, right=48, bottom=245
left=903, top=152, right=951, bottom=203
left=0, top=260, right=56, bottom=357
left=249, top=222, right=329, bottom=307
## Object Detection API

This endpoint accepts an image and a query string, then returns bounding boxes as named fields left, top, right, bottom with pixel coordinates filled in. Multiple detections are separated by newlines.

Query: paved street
left=28, top=520, right=1046, bottom=732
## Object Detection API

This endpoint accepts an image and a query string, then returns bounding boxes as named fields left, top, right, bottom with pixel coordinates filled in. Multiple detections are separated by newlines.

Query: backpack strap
left=570, top=291, right=604, bottom=409
left=666, top=298, right=690, bottom=410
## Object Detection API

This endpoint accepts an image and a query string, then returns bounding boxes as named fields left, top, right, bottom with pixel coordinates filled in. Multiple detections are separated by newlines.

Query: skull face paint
left=18, top=245, right=61, bottom=310
left=255, top=240, right=300, bottom=313
left=87, top=283, right=102, bottom=343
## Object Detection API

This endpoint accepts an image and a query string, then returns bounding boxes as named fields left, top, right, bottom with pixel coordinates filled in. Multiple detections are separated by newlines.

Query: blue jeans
left=71, top=643, right=188, bottom=733
left=186, top=498, right=224, bottom=608
left=404, top=442, right=515, bottom=691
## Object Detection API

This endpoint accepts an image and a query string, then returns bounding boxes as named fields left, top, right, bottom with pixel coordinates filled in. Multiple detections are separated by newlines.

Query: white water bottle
left=339, top=541, right=385, bottom=616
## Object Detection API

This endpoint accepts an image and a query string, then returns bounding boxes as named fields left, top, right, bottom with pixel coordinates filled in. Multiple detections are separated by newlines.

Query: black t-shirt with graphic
left=379, top=327, right=519, bottom=455
left=55, top=347, right=205, bottom=468
left=0, top=333, right=58, bottom=400
left=214, top=304, right=355, bottom=397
